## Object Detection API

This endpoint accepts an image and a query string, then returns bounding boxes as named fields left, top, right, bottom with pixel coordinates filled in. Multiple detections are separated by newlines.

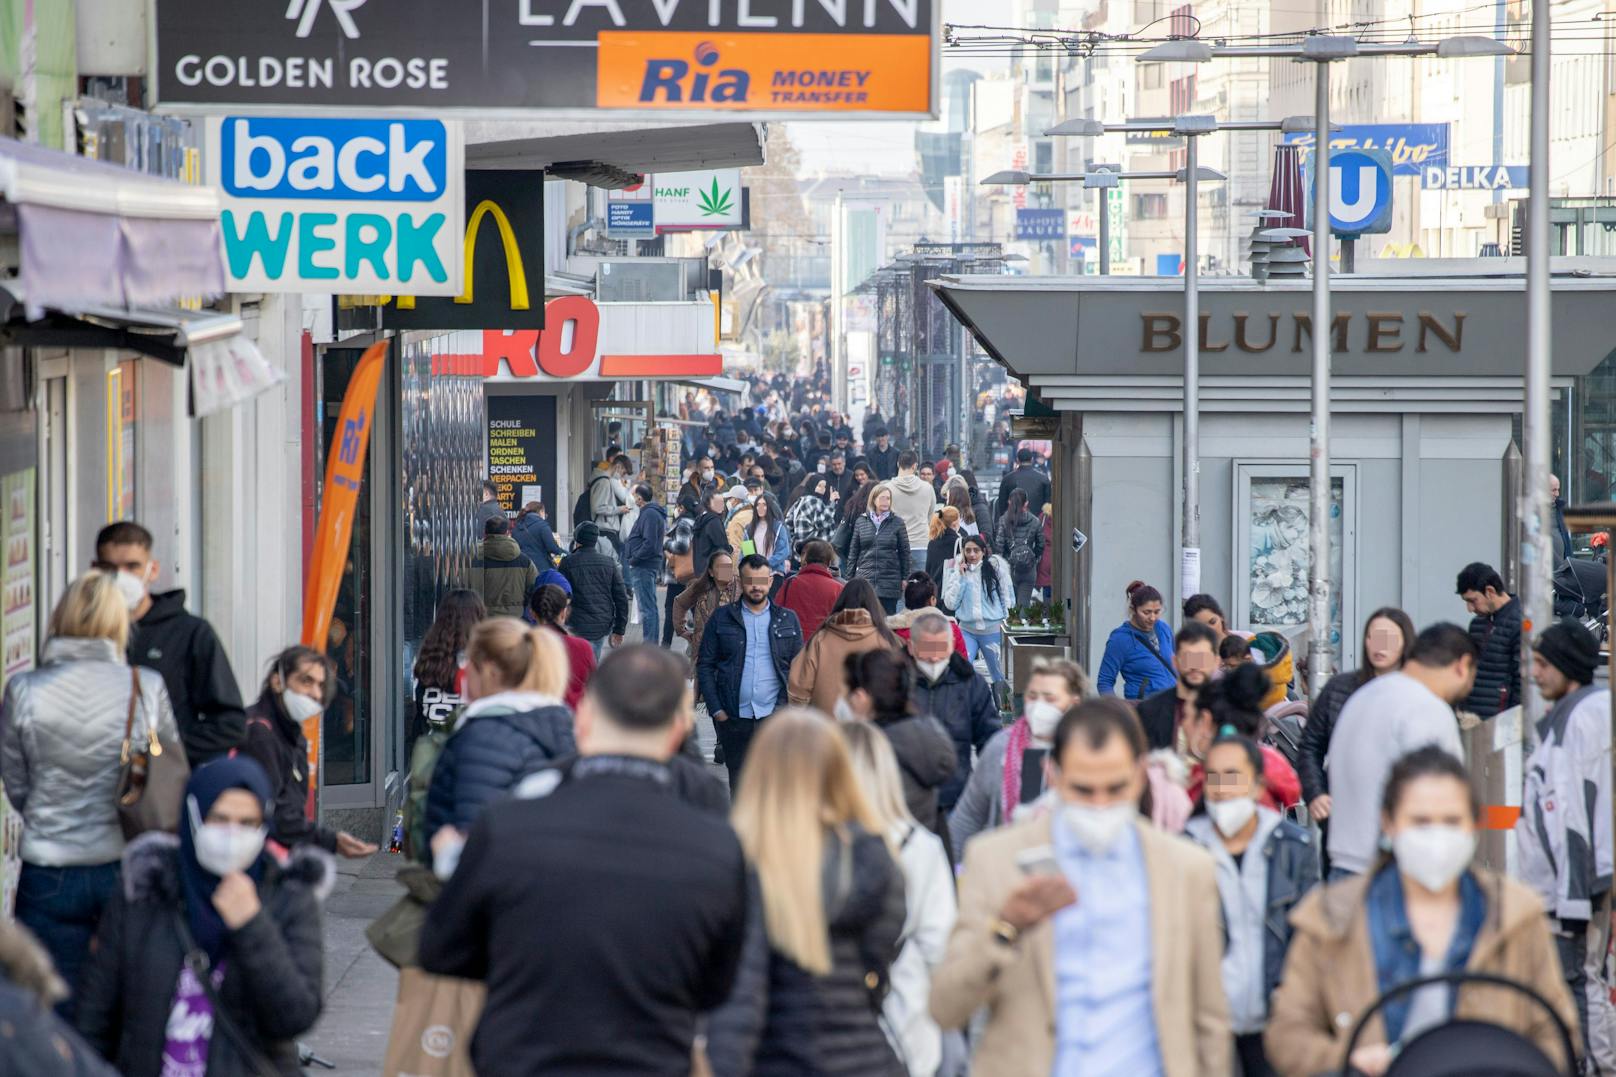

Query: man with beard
left=1136, top=621, right=1218, bottom=751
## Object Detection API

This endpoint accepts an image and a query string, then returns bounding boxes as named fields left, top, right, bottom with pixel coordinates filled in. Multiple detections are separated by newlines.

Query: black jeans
left=713, top=712, right=763, bottom=792
left=879, top=595, right=899, bottom=616
left=663, top=580, right=685, bottom=648
left=1235, top=1032, right=1274, bottom=1077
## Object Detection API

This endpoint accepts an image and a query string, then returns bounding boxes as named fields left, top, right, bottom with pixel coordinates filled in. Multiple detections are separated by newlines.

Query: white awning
left=0, top=136, right=225, bottom=316
left=0, top=288, right=282, bottom=418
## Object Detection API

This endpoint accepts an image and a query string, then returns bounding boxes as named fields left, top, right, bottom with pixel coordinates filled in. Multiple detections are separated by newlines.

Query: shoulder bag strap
left=122, top=667, right=140, bottom=762
left=1135, top=628, right=1178, bottom=679
left=171, top=911, right=281, bottom=1077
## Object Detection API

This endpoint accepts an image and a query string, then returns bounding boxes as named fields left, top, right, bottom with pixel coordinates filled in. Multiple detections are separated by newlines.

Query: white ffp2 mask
left=187, top=796, right=267, bottom=877
left=1393, top=825, right=1476, bottom=892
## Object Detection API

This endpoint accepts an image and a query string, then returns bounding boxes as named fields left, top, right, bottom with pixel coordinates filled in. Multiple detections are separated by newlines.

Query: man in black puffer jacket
left=1456, top=561, right=1523, bottom=718
left=906, top=617, right=1002, bottom=813
left=561, top=522, right=630, bottom=658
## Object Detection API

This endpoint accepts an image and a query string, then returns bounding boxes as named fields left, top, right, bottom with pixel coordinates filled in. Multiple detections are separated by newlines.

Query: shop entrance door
left=590, top=401, right=652, bottom=468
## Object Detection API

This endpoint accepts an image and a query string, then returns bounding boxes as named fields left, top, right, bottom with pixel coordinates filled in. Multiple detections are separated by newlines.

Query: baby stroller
left=1553, top=556, right=1609, bottom=644
left=1340, top=971, right=1577, bottom=1076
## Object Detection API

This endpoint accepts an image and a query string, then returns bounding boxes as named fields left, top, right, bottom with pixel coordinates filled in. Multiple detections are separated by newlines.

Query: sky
left=786, top=0, right=1012, bottom=177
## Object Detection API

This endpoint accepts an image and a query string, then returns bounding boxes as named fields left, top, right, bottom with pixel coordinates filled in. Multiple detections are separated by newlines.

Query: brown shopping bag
left=382, top=967, right=486, bottom=1077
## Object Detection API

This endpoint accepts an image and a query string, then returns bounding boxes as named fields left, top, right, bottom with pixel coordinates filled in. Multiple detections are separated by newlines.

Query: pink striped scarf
left=1000, top=717, right=1034, bottom=821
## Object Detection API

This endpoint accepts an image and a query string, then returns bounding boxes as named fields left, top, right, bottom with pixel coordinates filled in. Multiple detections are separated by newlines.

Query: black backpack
left=572, top=474, right=609, bottom=528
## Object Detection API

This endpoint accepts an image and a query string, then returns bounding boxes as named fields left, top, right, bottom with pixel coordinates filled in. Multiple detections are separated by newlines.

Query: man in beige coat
left=931, top=697, right=1231, bottom=1077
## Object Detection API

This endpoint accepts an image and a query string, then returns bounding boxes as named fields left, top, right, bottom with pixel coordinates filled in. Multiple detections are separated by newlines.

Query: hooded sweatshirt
left=128, top=590, right=247, bottom=765
left=786, top=609, right=891, bottom=714
left=888, top=473, right=939, bottom=550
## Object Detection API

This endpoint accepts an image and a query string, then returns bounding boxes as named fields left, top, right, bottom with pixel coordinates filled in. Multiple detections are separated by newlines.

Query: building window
left=1170, top=74, right=1197, bottom=115
left=1035, top=141, right=1053, bottom=174
left=1134, top=192, right=1169, bottom=219
left=1170, top=3, right=1195, bottom=36
left=1140, top=65, right=1163, bottom=91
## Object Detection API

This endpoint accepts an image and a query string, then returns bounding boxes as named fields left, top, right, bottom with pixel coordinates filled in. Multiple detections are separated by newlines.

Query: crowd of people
left=0, top=407, right=1608, bottom=1077
left=396, top=534, right=1606, bottom=1077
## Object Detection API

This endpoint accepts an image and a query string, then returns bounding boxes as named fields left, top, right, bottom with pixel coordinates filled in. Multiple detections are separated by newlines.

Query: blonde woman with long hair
left=423, top=617, right=574, bottom=873
left=845, top=481, right=911, bottom=616
left=1, top=571, right=182, bottom=1015
left=840, top=722, right=957, bottom=1077
left=705, top=711, right=908, bottom=1077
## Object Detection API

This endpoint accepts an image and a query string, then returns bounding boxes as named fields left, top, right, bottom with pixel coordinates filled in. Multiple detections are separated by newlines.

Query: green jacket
left=470, top=535, right=537, bottom=617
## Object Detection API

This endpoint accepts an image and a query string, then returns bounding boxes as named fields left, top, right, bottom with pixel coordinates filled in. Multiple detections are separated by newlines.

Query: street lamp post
left=984, top=157, right=1227, bottom=599
left=1138, top=34, right=1514, bottom=696
left=1042, top=114, right=1315, bottom=598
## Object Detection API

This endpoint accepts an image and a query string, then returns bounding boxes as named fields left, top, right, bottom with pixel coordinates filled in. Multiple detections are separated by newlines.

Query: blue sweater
left=1096, top=620, right=1177, bottom=699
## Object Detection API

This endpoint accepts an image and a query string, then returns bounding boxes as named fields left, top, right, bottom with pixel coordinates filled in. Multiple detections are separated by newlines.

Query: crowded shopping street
left=2, top=0, right=1616, bottom=1075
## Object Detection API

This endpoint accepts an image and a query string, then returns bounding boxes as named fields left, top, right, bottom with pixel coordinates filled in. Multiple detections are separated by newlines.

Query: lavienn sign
left=154, top=0, right=938, bottom=118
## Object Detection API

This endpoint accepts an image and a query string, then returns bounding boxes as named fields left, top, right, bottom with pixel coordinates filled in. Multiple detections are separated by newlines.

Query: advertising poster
left=0, top=467, right=33, bottom=918
left=486, top=395, right=558, bottom=515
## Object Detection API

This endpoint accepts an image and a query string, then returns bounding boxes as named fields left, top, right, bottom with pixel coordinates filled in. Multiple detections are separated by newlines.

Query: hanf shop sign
left=155, top=0, right=938, bottom=118
left=206, top=116, right=465, bottom=294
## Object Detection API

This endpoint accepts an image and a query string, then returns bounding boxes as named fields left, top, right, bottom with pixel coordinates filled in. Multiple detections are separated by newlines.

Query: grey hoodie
left=889, top=473, right=938, bottom=549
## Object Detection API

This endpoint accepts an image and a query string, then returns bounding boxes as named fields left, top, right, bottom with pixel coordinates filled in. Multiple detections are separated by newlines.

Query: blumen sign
left=207, top=115, right=464, bottom=294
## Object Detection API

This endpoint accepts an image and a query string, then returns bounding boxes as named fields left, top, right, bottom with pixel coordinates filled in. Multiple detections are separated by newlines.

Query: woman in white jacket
left=940, top=533, right=1011, bottom=690
left=0, top=571, right=181, bottom=1017
left=839, top=722, right=957, bottom=1077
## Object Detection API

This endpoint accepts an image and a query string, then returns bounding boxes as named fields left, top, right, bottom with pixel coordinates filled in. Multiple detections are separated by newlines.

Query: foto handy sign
left=207, top=116, right=465, bottom=294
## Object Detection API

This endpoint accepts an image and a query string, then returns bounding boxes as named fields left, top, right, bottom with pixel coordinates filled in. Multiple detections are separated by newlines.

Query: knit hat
left=1535, top=620, right=1599, bottom=686
left=575, top=521, right=600, bottom=548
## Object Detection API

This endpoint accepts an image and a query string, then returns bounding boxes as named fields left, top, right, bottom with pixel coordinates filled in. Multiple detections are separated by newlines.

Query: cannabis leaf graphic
left=698, top=178, right=735, bottom=217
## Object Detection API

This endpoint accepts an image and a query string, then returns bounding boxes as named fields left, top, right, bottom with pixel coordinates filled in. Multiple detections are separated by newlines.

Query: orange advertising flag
left=300, top=340, right=387, bottom=806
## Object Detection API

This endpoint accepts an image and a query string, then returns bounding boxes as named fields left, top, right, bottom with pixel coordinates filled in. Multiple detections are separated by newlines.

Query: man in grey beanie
left=1517, top=619, right=1615, bottom=1068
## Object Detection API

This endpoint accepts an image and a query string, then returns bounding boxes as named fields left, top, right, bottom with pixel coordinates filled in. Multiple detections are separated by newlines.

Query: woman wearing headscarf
left=77, top=758, right=328, bottom=1077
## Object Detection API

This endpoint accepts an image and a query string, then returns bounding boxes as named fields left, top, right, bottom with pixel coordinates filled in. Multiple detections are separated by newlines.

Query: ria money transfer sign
left=154, top=0, right=938, bottom=117
left=206, top=116, right=465, bottom=294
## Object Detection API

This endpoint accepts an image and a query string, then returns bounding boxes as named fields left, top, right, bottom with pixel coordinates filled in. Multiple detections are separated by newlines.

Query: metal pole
left=1182, top=137, right=1201, bottom=599
left=1099, top=187, right=1111, bottom=275
left=1521, top=0, right=1553, bottom=729
left=1307, top=63, right=1334, bottom=698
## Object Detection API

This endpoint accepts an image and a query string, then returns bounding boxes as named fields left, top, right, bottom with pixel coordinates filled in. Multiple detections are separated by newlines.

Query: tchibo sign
left=206, top=116, right=464, bottom=294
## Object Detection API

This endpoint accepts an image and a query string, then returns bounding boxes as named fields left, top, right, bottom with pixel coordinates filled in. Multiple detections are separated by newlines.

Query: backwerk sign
left=383, top=169, right=545, bottom=330
left=206, top=116, right=464, bottom=295
left=154, top=0, right=938, bottom=117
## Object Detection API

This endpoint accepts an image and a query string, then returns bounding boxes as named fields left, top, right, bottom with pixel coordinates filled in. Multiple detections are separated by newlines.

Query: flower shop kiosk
left=933, top=265, right=1616, bottom=674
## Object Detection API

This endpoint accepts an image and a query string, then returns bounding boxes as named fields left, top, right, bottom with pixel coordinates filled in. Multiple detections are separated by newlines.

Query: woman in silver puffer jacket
left=0, top=571, right=180, bottom=1016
